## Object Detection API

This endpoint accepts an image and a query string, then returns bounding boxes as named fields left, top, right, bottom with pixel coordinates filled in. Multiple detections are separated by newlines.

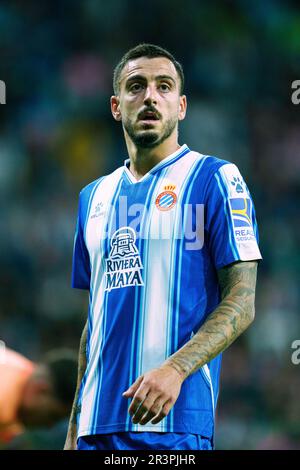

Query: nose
left=143, top=85, right=157, bottom=106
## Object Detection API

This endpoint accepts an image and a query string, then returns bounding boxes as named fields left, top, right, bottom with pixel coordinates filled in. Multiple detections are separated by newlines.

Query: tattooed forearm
left=64, top=321, right=88, bottom=449
left=70, top=321, right=88, bottom=424
left=164, top=261, right=258, bottom=380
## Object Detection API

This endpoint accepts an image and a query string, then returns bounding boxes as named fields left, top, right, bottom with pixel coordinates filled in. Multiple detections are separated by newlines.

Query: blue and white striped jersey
left=72, top=144, right=262, bottom=439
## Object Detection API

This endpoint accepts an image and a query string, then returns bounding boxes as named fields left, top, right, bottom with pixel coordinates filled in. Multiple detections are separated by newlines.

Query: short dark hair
left=113, top=43, right=185, bottom=96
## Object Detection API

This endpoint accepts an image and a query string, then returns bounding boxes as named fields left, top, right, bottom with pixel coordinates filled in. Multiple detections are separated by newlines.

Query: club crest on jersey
left=104, top=227, right=144, bottom=292
left=155, top=184, right=177, bottom=211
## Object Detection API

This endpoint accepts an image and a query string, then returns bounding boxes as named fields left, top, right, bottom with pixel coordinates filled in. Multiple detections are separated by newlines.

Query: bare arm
left=164, top=261, right=257, bottom=378
left=64, top=321, right=88, bottom=450
left=123, top=261, right=258, bottom=425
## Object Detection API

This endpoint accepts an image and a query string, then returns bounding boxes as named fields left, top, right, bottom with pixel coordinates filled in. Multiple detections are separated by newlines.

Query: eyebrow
left=125, top=74, right=177, bottom=86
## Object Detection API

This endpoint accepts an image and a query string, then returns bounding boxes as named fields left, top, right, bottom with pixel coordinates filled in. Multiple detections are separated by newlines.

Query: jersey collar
left=123, top=144, right=190, bottom=184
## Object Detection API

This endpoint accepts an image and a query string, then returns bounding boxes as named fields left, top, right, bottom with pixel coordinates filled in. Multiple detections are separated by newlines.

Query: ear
left=178, top=95, right=187, bottom=121
left=111, top=96, right=122, bottom=121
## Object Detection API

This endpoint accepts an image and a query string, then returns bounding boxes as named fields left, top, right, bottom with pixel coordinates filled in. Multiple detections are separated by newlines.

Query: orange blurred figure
left=0, top=346, right=77, bottom=448
left=0, top=348, right=36, bottom=444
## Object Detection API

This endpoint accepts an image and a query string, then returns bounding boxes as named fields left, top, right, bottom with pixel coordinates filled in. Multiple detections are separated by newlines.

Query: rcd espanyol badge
left=155, top=184, right=177, bottom=211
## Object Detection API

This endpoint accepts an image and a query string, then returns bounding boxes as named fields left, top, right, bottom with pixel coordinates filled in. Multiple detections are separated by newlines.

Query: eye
left=129, top=83, right=143, bottom=93
left=159, top=83, right=171, bottom=92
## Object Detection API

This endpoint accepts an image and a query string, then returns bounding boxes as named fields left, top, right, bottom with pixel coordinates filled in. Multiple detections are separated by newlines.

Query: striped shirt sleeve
left=71, top=191, right=91, bottom=290
left=206, top=163, right=262, bottom=270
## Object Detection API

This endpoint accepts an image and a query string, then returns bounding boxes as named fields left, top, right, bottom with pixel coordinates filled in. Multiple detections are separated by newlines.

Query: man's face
left=111, top=57, right=186, bottom=148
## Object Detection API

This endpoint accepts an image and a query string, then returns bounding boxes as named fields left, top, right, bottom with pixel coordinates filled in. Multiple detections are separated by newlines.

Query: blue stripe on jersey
left=136, top=172, right=172, bottom=433
left=132, top=147, right=193, bottom=433
left=160, top=195, right=173, bottom=206
left=163, top=157, right=205, bottom=431
left=86, top=291, right=93, bottom=363
left=249, top=197, right=260, bottom=242
left=214, top=172, right=239, bottom=261
left=82, top=172, right=125, bottom=433
left=245, top=183, right=260, bottom=240
left=126, top=174, right=166, bottom=431
left=133, top=168, right=172, bottom=433
left=91, top=177, right=124, bottom=431
left=76, top=178, right=105, bottom=419
left=76, top=294, right=92, bottom=429
left=170, top=157, right=209, bottom=353
left=167, top=156, right=209, bottom=431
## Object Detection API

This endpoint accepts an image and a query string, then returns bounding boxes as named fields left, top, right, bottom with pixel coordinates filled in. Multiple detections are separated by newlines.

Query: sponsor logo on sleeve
left=229, top=198, right=256, bottom=242
left=220, top=164, right=247, bottom=198
left=230, top=176, right=245, bottom=194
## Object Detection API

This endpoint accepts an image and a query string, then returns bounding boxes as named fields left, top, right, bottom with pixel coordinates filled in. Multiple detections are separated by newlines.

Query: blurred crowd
left=0, top=0, right=299, bottom=449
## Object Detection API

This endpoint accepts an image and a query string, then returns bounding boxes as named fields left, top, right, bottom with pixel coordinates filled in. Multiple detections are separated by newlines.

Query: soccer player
left=64, top=44, right=262, bottom=451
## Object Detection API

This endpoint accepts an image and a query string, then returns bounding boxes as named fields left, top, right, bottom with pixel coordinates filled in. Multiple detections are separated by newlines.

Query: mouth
left=138, top=111, right=160, bottom=123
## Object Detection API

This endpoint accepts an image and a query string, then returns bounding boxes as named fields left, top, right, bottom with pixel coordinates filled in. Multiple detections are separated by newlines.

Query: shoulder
left=185, top=149, right=252, bottom=204
left=189, top=150, right=237, bottom=175
left=188, top=149, right=242, bottom=189
left=75, top=166, right=124, bottom=224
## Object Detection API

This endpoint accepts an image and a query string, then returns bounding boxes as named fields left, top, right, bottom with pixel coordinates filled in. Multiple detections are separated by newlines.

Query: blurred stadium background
left=0, top=0, right=299, bottom=449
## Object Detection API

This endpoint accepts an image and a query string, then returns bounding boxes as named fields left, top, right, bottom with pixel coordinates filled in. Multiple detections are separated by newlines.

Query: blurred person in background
left=0, top=347, right=77, bottom=449
left=64, top=43, right=262, bottom=451
left=0, top=348, right=35, bottom=445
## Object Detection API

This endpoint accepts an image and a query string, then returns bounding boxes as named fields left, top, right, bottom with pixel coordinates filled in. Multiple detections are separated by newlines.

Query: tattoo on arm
left=165, top=261, right=258, bottom=379
left=70, top=321, right=88, bottom=425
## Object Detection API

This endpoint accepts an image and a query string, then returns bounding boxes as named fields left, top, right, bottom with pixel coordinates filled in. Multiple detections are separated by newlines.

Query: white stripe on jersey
left=79, top=167, right=124, bottom=435
left=134, top=151, right=205, bottom=433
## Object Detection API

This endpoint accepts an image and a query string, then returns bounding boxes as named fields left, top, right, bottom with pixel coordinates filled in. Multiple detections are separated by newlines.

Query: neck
left=124, top=133, right=181, bottom=181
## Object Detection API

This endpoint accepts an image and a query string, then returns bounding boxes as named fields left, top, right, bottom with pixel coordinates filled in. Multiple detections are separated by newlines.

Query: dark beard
left=123, top=117, right=177, bottom=149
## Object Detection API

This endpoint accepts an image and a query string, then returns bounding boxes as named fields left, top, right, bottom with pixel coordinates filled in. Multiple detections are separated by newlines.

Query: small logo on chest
left=155, top=184, right=177, bottom=211
left=90, top=202, right=106, bottom=219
